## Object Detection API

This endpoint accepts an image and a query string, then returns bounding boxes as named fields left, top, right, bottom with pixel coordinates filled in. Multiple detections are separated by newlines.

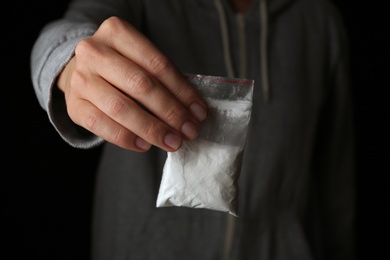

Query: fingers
left=68, top=71, right=187, bottom=152
left=69, top=98, right=152, bottom=152
left=75, top=38, right=201, bottom=141
left=94, top=17, right=208, bottom=120
left=61, top=16, right=208, bottom=152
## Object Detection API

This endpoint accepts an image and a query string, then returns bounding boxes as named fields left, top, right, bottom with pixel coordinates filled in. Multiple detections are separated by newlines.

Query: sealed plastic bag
left=156, top=74, right=254, bottom=217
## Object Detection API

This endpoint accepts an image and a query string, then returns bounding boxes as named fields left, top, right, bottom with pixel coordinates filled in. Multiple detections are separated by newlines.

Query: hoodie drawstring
left=214, top=0, right=235, bottom=78
left=214, top=0, right=270, bottom=101
left=259, top=0, right=270, bottom=101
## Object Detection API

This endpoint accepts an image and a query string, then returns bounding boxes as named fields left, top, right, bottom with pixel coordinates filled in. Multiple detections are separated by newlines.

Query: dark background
left=1, top=1, right=388, bottom=259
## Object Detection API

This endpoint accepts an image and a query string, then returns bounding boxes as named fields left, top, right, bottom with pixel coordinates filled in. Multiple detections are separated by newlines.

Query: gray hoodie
left=31, top=0, right=355, bottom=259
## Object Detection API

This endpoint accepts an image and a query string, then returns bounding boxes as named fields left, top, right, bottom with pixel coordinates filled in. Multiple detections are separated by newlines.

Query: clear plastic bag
left=156, top=74, right=254, bottom=217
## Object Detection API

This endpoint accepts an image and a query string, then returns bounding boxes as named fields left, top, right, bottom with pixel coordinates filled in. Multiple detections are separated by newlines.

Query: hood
left=201, top=0, right=294, bottom=101
left=197, top=0, right=294, bottom=16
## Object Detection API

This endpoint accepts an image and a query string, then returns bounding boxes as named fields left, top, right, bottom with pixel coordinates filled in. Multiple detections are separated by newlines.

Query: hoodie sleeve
left=31, top=20, right=103, bottom=149
left=30, top=0, right=142, bottom=149
left=311, top=3, right=356, bottom=259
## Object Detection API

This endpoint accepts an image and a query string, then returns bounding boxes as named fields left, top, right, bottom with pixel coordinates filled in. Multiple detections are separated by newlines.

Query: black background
left=1, top=1, right=388, bottom=259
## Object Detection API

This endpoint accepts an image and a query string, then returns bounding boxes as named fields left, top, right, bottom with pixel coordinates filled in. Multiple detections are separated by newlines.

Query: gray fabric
left=30, top=0, right=356, bottom=259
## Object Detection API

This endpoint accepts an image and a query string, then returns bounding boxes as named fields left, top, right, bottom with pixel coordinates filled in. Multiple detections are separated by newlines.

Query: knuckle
left=69, top=69, right=87, bottom=87
left=147, top=54, right=171, bottom=75
left=165, top=104, right=186, bottom=125
left=84, top=112, right=100, bottom=133
left=75, top=38, right=102, bottom=62
left=105, top=96, right=128, bottom=118
left=141, top=122, right=159, bottom=141
left=111, top=127, right=127, bottom=146
left=75, top=38, right=93, bottom=56
left=66, top=104, right=78, bottom=122
left=178, top=84, right=194, bottom=99
left=67, top=104, right=100, bottom=134
left=99, top=16, right=123, bottom=36
left=127, top=71, right=155, bottom=97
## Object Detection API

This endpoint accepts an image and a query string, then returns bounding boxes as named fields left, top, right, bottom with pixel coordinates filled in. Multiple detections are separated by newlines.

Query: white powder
left=156, top=139, right=242, bottom=216
left=156, top=99, right=251, bottom=217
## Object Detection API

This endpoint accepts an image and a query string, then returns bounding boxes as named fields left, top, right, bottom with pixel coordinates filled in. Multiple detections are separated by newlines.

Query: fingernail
left=164, top=132, right=183, bottom=150
left=135, top=137, right=151, bottom=150
left=181, top=121, right=199, bottom=140
left=190, top=102, right=207, bottom=121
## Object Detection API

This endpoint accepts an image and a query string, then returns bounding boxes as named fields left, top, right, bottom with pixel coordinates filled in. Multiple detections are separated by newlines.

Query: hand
left=57, top=16, right=207, bottom=152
